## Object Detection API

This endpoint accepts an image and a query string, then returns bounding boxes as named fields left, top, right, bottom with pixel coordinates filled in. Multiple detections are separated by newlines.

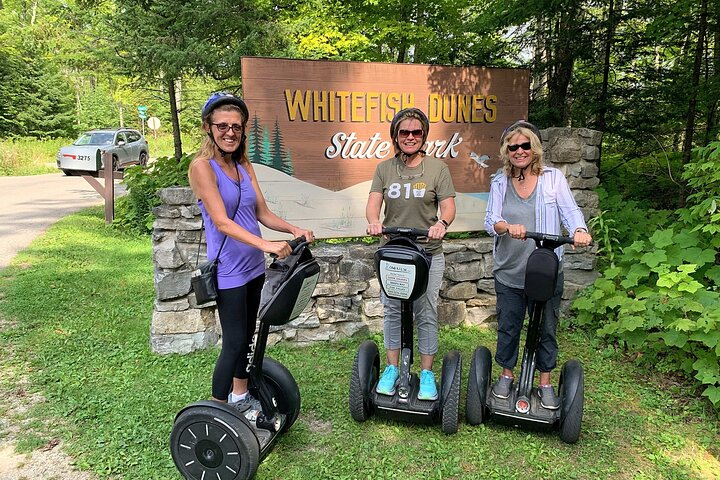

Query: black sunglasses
left=507, top=142, right=532, bottom=152
left=398, top=129, right=424, bottom=138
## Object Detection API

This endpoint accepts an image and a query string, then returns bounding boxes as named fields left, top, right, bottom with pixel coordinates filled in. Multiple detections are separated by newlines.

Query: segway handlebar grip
left=270, top=236, right=308, bottom=258
left=525, top=231, right=575, bottom=247
left=381, top=227, right=430, bottom=237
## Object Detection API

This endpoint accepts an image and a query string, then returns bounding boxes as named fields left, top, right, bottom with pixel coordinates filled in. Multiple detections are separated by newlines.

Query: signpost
left=147, top=116, right=161, bottom=139
left=137, top=105, right=148, bottom=136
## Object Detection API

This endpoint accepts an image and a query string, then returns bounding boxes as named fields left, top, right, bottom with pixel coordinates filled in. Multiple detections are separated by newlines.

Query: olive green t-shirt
left=370, top=155, right=456, bottom=255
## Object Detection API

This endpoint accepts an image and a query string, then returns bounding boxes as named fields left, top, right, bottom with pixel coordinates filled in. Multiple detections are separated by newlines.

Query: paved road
left=0, top=173, right=125, bottom=269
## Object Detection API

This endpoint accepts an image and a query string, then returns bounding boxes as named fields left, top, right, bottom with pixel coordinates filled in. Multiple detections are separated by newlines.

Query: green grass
left=0, top=207, right=719, bottom=479
left=0, top=137, right=69, bottom=175
left=0, top=133, right=202, bottom=176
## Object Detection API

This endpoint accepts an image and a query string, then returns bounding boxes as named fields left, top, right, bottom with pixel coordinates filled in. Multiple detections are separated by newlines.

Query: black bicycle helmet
left=201, top=91, right=249, bottom=124
left=499, top=120, right=541, bottom=145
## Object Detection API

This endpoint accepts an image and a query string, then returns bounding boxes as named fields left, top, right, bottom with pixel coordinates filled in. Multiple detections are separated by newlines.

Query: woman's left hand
left=293, top=228, right=314, bottom=243
left=428, top=222, right=447, bottom=240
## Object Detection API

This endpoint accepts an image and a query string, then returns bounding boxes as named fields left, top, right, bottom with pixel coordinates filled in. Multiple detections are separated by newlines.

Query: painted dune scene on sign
left=254, top=163, right=488, bottom=240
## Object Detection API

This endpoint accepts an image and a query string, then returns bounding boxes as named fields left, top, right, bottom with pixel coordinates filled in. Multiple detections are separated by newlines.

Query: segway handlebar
left=524, top=231, right=576, bottom=250
left=270, top=236, right=308, bottom=258
left=381, top=227, right=430, bottom=237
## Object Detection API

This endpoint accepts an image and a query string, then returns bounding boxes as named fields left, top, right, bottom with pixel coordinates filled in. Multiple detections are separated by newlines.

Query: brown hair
left=193, top=104, right=248, bottom=166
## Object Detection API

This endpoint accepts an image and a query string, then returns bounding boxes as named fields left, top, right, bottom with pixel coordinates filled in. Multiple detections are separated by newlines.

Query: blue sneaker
left=376, top=365, right=399, bottom=395
left=418, top=370, right=438, bottom=400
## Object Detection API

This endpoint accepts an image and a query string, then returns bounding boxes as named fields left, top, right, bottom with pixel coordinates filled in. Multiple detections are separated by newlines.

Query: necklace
left=396, top=157, right=424, bottom=180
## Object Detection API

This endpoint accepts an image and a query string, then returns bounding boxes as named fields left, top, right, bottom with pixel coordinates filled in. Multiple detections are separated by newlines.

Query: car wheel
left=139, top=151, right=148, bottom=167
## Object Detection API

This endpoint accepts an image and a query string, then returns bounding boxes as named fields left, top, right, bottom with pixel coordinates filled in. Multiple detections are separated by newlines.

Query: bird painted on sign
left=470, top=152, right=490, bottom=168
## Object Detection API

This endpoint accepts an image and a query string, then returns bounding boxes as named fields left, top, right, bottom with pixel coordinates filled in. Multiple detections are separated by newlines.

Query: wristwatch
left=439, top=219, right=450, bottom=229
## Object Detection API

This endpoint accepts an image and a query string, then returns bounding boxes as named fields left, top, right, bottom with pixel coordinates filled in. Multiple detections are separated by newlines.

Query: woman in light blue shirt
left=484, top=120, right=592, bottom=409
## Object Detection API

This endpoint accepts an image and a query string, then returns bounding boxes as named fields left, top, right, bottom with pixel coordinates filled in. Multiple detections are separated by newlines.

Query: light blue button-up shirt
left=484, top=166, right=588, bottom=260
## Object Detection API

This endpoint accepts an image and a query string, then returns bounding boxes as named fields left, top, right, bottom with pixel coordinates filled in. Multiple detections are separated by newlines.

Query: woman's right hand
left=506, top=223, right=527, bottom=239
left=264, top=240, right=292, bottom=259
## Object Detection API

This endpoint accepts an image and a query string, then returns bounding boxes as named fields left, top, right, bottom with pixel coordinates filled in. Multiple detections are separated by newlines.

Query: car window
left=115, top=132, right=128, bottom=144
left=74, top=132, right=115, bottom=146
left=126, top=131, right=140, bottom=143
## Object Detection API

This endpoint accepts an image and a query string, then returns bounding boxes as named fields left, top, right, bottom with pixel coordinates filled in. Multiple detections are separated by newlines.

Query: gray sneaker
left=229, top=392, right=263, bottom=413
left=538, top=385, right=560, bottom=410
left=492, top=375, right=514, bottom=399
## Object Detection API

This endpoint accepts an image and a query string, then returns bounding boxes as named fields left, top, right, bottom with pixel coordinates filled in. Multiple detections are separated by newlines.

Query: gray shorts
left=381, top=253, right=445, bottom=355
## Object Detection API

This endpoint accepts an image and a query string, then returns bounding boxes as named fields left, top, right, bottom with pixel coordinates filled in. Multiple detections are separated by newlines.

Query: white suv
left=56, top=128, right=149, bottom=175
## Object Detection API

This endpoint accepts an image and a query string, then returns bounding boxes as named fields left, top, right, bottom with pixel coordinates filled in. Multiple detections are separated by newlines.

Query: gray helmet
left=390, top=108, right=430, bottom=140
left=500, top=120, right=541, bottom=145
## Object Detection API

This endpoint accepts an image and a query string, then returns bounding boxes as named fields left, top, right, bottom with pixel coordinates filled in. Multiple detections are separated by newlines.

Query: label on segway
left=379, top=260, right=416, bottom=300
left=289, top=272, right=320, bottom=320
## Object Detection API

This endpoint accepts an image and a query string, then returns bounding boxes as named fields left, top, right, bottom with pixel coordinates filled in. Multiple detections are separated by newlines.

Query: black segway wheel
left=349, top=340, right=379, bottom=422
left=440, top=350, right=461, bottom=434
left=259, top=357, right=301, bottom=433
left=558, top=359, right=584, bottom=444
left=466, top=346, right=492, bottom=425
left=170, top=403, right=260, bottom=480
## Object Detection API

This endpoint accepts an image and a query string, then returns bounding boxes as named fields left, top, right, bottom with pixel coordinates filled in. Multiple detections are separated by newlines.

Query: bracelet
left=574, top=227, right=588, bottom=234
left=439, top=219, right=450, bottom=229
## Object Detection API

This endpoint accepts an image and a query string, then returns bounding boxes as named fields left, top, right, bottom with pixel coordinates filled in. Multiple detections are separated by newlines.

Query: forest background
left=1, top=0, right=720, bottom=409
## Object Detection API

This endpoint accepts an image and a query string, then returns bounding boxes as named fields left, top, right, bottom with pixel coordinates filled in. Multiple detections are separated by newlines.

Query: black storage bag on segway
left=524, top=247, right=559, bottom=302
left=258, top=243, right=320, bottom=326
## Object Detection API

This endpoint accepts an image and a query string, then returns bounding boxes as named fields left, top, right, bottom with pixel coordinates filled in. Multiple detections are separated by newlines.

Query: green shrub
left=113, top=154, right=192, bottom=234
left=574, top=141, right=720, bottom=409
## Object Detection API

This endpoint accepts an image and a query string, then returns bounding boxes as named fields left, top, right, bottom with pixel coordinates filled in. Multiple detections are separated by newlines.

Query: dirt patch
left=0, top=317, right=98, bottom=480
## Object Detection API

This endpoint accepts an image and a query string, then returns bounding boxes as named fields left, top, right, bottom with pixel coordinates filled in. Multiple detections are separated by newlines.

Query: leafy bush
left=113, top=154, right=192, bottom=234
left=574, top=141, right=720, bottom=409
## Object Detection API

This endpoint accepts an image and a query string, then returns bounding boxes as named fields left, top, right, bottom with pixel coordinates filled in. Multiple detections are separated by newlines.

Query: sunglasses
left=507, top=142, right=532, bottom=152
left=398, top=129, right=424, bottom=138
left=211, top=123, right=243, bottom=133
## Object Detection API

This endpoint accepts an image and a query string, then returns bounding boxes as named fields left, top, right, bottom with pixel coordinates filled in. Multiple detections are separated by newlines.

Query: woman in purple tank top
left=188, top=92, right=314, bottom=410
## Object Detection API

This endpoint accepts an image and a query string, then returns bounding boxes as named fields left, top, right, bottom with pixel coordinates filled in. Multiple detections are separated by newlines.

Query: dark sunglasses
left=211, top=122, right=243, bottom=133
left=507, top=142, right=532, bottom=152
left=398, top=129, right=424, bottom=138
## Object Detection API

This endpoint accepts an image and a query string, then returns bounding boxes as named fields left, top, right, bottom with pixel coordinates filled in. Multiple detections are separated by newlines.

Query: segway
left=465, top=231, right=584, bottom=443
left=170, top=237, right=320, bottom=479
left=349, top=227, right=462, bottom=434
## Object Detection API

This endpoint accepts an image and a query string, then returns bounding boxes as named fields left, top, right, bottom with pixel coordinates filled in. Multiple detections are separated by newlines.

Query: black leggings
left=211, top=274, right=264, bottom=400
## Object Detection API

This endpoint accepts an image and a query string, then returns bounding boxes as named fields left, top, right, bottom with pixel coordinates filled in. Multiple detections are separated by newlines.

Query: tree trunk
left=597, top=0, right=616, bottom=135
left=168, top=77, right=183, bottom=162
left=547, top=13, right=576, bottom=126
left=681, top=0, right=708, bottom=167
left=705, top=16, right=719, bottom=144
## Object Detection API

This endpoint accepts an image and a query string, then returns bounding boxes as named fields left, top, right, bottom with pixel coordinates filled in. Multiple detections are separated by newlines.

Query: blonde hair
left=499, top=126, right=544, bottom=177
left=192, top=104, right=249, bottom=166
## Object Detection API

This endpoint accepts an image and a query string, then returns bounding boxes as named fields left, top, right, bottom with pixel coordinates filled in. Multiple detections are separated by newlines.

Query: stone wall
left=150, top=127, right=601, bottom=354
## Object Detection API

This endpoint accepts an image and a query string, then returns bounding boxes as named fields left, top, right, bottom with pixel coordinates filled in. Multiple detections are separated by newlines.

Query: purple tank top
left=198, top=159, right=265, bottom=289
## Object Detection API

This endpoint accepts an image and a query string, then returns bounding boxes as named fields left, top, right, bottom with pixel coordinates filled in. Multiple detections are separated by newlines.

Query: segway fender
left=174, top=400, right=246, bottom=424
left=560, top=359, right=584, bottom=408
left=469, top=347, right=492, bottom=402
left=356, top=340, right=380, bottom=394
left=440, top=350, right=461, bottom=402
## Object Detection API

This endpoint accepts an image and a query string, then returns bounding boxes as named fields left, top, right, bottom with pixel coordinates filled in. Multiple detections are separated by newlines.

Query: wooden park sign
left=240, top=57, right=529, bottom=239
